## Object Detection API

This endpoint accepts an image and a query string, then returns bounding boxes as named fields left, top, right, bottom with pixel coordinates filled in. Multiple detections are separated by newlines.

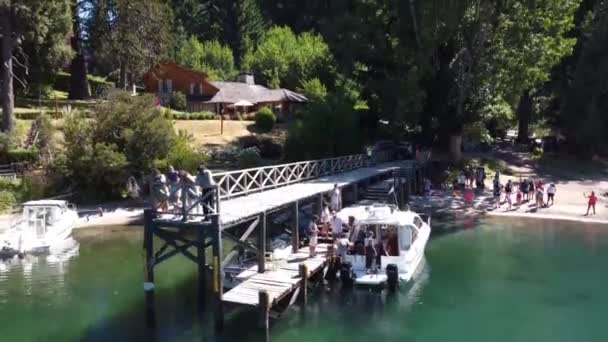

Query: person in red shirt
left=584, top=191, right=597, bottom=216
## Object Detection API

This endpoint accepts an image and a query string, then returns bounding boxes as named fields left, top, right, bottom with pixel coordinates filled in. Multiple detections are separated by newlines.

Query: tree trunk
left=449, top=134, right=462, bottom=162
left=517, top=91, right=532, bottom=143
left=68, top=1, right=90, bottom=100
left=1, top=13, right=14, bottom=133
left=118, top=62, right=127, bottom=90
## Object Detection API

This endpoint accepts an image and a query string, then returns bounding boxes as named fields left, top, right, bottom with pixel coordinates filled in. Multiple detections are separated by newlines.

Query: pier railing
left=212, top=154, right=370, bottom=200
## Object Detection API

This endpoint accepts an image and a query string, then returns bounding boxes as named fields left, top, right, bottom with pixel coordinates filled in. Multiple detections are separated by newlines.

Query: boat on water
left=0, top=200, right=78, bottom=258
left=336, top=203, right=431, bottom=288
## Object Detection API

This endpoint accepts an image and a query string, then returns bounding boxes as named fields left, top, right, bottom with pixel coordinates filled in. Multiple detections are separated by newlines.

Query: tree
left=60, top=90, right=176, bottom=198
left=488, top=0, right=580, bottom=142
left=1, top=0, right=73, bottom=132
left=172, top=0, right=266, bottom=65
left=560, top=0, right=608, bottom=155
left=176, top=37, right=236, bottom=80
left=68, top=0, right=90, bottom=99
left=244, top=26, right=333, bottom=89
left=88, top=0, right=172, bottom=89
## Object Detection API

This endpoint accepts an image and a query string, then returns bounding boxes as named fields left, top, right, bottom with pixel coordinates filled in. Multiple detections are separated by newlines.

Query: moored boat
left=336, top=203, right=431, bottom=288
left=0, top=200, right=78, bottom=258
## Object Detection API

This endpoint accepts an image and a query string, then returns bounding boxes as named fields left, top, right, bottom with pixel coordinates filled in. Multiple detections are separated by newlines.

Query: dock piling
left=292, top=201, right=299, bottom=253
left=196, top=226, right=206, bottom=311
left=258, top=212, right=266, bottom=273
left=299, top=263, right=308, bottom=304
left=210, top=214, right=224, bottom=331
left=258, top=290, right=270, bottom=336
left=143, top=210, right=156, bottom=327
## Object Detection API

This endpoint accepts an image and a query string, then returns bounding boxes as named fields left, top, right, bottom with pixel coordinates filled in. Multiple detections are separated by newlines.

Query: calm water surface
left=1, top=218, right=607, bottom=342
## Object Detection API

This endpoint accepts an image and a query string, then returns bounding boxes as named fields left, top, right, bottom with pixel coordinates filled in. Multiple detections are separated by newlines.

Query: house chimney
left=237, top=72, right=255, bottom=85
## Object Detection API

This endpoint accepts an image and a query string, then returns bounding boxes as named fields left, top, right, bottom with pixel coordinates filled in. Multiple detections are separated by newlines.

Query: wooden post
left=299, top=263, right=308, bottom=304
left=258, top=290, right=270, bottom=337
left=197, top=226, right=206, bottom=311
left=210, top=214, right=224, bottom=331
left=143, top=210, right=156, bottom=327
left=292, top=201, right=299, bottom=253
left=258, top=212, right=266, bottom=273
left=181, top=184, right=187, bottom=222
left=220, top=115, right=224, bottom=135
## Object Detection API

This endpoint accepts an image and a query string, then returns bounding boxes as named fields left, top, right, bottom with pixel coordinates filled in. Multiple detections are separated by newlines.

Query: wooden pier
left=142, top=153, right=419, bottom=335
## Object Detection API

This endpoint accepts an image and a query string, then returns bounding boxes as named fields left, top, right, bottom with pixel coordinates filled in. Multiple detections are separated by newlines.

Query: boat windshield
left=349, top=224, right=400, bottom=256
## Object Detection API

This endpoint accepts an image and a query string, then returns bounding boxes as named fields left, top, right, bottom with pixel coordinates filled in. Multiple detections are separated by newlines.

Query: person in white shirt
left=320, top=205, right=330, bottom=237
left=335, top=232, right=352, bottom=261
left=330, top=211, right=344, bottom=240
left=330, top=184, right=342, bottom=211
left=547, top=183, right=557, bottom=206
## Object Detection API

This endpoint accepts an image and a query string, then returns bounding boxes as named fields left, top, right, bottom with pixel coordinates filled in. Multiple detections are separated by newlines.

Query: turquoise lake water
left=1, top=217, right=607, bottom=341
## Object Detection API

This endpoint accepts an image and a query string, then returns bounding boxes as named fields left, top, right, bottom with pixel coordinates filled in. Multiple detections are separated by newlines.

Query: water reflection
left=0, top=238, right=80, bottom=300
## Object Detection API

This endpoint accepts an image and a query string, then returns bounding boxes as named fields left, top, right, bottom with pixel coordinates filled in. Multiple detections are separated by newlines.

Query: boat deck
left=222, top=243, right=332, bottom=306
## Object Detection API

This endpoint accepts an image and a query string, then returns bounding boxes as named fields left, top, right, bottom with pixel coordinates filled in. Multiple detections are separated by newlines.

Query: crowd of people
left=150, top=164, right=217, bottom=217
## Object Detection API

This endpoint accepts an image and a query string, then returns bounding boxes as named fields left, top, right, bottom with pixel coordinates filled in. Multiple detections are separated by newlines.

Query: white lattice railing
left=213, top=154, right=374, bottom=200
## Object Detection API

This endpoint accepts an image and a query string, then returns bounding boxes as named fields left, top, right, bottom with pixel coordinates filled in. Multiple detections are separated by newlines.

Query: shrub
left=89, top=78, right=114, bottom=98
left=173, top=111, right=217, bottom=120
left=8, top=148, right=39, bottom=163
left=258, top=138, right=283, bottom=159
left=532, top=146, right=544, bottom=160
left=236, top=147, right=261, bottom=168
left=170, top=91, right=187, bottom=111
left=155, top=130, right=208, bottom=172
left=255, top=107, right=276, bottom=132
left=0, top=178, right=20, bottom=192
left=0, top=190, right=17, bottom=213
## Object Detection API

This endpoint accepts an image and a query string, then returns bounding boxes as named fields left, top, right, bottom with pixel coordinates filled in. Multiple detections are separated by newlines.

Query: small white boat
left=0, top=200, right=78, bottom=257
left=337, top=204, right=431, bottom=287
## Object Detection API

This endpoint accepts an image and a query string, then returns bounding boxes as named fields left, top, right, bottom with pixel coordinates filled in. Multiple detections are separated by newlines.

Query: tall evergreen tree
left=1, top=0, right=73, bottom=133
left=68, top=0, right=90, bottom=100
left=88, top=0, right=172, bottom=89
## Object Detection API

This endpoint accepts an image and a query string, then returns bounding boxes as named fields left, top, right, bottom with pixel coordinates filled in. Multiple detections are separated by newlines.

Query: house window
left=198, top=83, right=203, bottom=95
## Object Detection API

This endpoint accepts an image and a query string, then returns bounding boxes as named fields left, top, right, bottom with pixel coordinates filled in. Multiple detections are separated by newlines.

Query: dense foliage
left=176, top=37, right=236, bottom=80
left=4, top=0, right=608, bottom=160
left=58, top=91, right=178, bottom=198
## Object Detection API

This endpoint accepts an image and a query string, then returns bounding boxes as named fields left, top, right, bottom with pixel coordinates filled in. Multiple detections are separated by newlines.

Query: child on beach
left=584, top=191, right=597, bottom=216
left=516, top=190, right=522, bottom=207
left=547, top=183, right=556, bottom=206
left=493, top=179, right=502, bottom=209
left=505, top=191, right=512, bottom=211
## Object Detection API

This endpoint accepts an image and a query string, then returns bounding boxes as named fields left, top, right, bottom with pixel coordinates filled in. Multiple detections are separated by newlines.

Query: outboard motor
left=340, top=262, right=354, bottom=287
left=386, top=263, right=399, bottom=291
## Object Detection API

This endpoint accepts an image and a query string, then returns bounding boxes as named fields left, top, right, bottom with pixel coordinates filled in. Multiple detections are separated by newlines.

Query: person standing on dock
left=330, top=210, right=344, bottom=241
left=335, top=232, right=352, bottom=262
left=320, top=205, right=331, bottom=238
left=308, top=215, right=320, bottom=257
left=167, top=165, right=180, bottom=210
left=330, top=184, right=342, bottom=211
left=196, top=163, right=216, bottom=216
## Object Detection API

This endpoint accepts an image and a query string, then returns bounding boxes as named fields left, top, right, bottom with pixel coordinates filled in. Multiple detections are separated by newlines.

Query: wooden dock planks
left=222, top=243, right=332, bottom=307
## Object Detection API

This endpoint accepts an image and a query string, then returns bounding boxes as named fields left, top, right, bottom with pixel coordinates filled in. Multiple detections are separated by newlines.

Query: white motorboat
left=336, top=204, right=431, bottom=287
left=0, top=200, right=78, bottom=257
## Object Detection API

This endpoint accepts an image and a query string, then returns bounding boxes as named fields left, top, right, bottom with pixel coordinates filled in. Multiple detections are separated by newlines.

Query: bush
left=0, top=190, right=17, bottom=213
left=255, top=107, right=276, bottom=132
left=89, top=78, right=114, bottom=98
left=170, top=91, right=187, bottom=111
left=173, top=111, right=217, bottom=120
left=258, top=138, right=283, bottom=159
left=8, top=148, right=39, bottom=163
left=532, top=146, right=544, bottom=160
left=236, top=147, right=261, bottom=168
left=0, top=178, right=20, bottom=192
left=154, top=130, right=208, bottom=172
